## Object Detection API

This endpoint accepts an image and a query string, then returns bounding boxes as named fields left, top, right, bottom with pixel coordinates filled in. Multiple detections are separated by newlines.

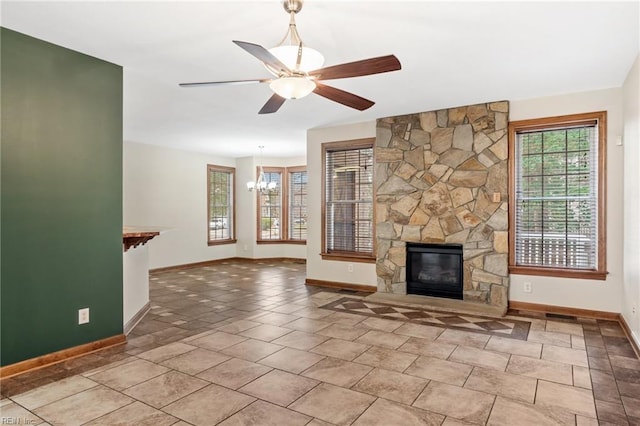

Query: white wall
left=124, top=142, right=237, bottom=268
left=622, top=55, right=640, bottom=345
left=306, top=121, right=378, bottom=287
left=123, top=244, right=149, bottom=328
left=509, top=88, right=625, bottom=313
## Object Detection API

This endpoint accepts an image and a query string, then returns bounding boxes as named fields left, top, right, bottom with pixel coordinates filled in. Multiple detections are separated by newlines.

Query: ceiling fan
left=179, top=0, right=401, bottom=114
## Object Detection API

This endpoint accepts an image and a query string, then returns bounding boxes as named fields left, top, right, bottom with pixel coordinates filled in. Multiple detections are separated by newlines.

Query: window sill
left=321, top=252, right=376, bottom=264
left=509, top=265, right=608, bottom=281
left=257, top=240, right=306, bottom=245
left=208, top=239, right=237, bottom=246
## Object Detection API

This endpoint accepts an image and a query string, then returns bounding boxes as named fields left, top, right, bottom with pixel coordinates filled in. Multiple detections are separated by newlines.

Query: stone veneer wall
left=375, top=101, right=509, bottom=308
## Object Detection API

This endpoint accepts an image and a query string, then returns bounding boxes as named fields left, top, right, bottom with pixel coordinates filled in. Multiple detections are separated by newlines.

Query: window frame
left=207, top=164, right=236, bottom=245
left=321, top=138, right=376, bottom=264
left=508, top=111, right=607, bottom=280
left=255, top=166, right=307, bottom=244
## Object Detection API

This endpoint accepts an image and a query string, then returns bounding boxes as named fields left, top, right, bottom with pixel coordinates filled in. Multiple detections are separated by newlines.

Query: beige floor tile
left=12, top=375, right=98, bottom=410
left=89, top=359, right=169, bottom=391
left=160, top=347, right=230, bottom=375
left=353, top=368, right=428, bottom=405
left=311, top=338, right=370, bottom=361
left=575, top=415, right=599, bottom=426
left=405, top=355, right=472, bottom=386
left=442, top=418, right=477, bottom=426
left=527, top=330, right=572, bottom=348
left=301, top=357, right=373, bottom=387
left=34, top=386, right=133, bottom=426
left=136, top=342, right=197, bottom=363
left=622, top=395, right=640, bottom=418
left=84, top=401, right=178, bottom=426
left=271, top=330, right=329, bottom=350
left=449, top=346, right=510, bottom=371
left=317, top=323, right=369, bottom=340
left=289, top=383, right=376, bottom=426
left=610, top=354, right=640, bottom=370
left=218, top=400, right=311, bottom=426
left=355, top=329, right=410, bottom=349
left=221, top=339, right=283, bottom=362
left=1, top=402, right=44, bottom=425
left=413, top=381, right=494, bottom=425
left=216, top=319, right=261, bottom=334
left=283, top=317, right=332, bottom=333
left=197, top=358, right=272, bottom=389
left=506, top=355, right=573, bottom=385
left=595, top=398, right=629, bottom=424
left=252, top=312, right=300, bottom=325
left=572, top=335, right=586, bottom=350
left=163, top=383, right=255, bottom=426
left=323, top=312, right=367, bottom=326
left=573, top=365, right=592, bottom=389
left=238, top=369, right=318, bottom=406
left=259, top=347, right=325, bottom=373
left=398, top=336, right=457, bottom=359
left=293, top=308, right=334, bottom=320
left=270, top=303, right=307, bottom=314
left=356, top=317, right=403, bottom=332
left=464, top=367, right=537, bottom=403
left=546, top=320, right=584, bottom=336
left=487, top=396, right=576, bottom=425
left=542, top=344, right=589, bottom=367
left=352, top=397, right=444, bottom=426
left=353, top=345, right=418, bottom=372
left=435, top=329, right=490, bottom=349
left=239, top=324, right=293, bottom=341
left=190, top=331, right=248, bottom=351
left=485, top=336, right=542, bottom=359
left=394, top=322, right=445, bottom=340
left=123, top=371, right=208, bottom=408
left=535, top=380, right=597, bottom=418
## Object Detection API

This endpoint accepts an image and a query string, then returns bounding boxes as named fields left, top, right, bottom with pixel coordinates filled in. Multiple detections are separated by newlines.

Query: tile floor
left=1, top=260, right=639, bottom=425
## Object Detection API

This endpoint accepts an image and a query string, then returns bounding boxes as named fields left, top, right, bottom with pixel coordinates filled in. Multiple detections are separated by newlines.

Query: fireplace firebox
left=406, top=243, right=463, bottom=300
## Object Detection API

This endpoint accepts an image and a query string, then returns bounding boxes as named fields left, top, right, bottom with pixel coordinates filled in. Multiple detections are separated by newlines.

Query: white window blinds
left=324, top=146, right=374, bottom=255
left=514, top=123, right=598, bottom=269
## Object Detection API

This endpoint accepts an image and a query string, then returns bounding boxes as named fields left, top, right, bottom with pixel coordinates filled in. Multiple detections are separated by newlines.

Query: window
left=508, top=111, right=606, bottom=279
left=289, top=167, right=308, bottom=241
left=257, top=166, right=307, bottom=243
left=322, top=138, right=375, bottom=262
left=207, top=165, right=235, bottom=245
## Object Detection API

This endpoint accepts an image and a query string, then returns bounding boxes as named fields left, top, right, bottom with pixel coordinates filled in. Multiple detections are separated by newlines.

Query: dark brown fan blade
left=309, top=55, right=401, bottom=81
left=313, top=83, right=374, bottom=111
left=179, top=79, right=269, bottom=87
left=258, top=94, right=286, bottom=114
left=233, top=40, right=291, bottom=75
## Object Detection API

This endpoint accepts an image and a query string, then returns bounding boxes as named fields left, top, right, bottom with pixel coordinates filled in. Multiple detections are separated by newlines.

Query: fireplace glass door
left=406, top=243, right=463, bottom=299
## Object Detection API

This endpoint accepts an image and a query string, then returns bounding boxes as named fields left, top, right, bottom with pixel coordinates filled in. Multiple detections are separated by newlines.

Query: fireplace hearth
left=406, top=243, right=463, bottom=300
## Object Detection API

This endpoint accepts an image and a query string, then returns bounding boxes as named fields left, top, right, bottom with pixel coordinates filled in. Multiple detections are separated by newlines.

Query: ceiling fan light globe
left=269, top=77, right=316, bottom=99
left=268, top=45, right=324, bottom=73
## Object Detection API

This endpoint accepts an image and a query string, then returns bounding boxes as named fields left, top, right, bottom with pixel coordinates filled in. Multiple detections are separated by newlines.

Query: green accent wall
left=1, top=28, right=123, bottom=366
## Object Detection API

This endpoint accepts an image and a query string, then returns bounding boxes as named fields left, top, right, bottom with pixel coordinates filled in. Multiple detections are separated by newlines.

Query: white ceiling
left=2, top=1, right=638, bottom=158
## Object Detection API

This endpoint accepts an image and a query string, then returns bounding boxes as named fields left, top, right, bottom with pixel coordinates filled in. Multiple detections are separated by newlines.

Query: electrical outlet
left=78, top=308, right=90, bottom=325
left=347, top=263, right=354, bottom=273
left=523, top=282, right=532, bottom=293
left=633, top=305, right=637, bottom=315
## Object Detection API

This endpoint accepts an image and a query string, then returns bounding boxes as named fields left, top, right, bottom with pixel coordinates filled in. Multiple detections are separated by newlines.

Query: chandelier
left=246, top=146, right=277, bottom=193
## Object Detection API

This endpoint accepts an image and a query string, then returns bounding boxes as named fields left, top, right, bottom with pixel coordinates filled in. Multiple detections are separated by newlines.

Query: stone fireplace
left=375, top=101, right=509, bottom=311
